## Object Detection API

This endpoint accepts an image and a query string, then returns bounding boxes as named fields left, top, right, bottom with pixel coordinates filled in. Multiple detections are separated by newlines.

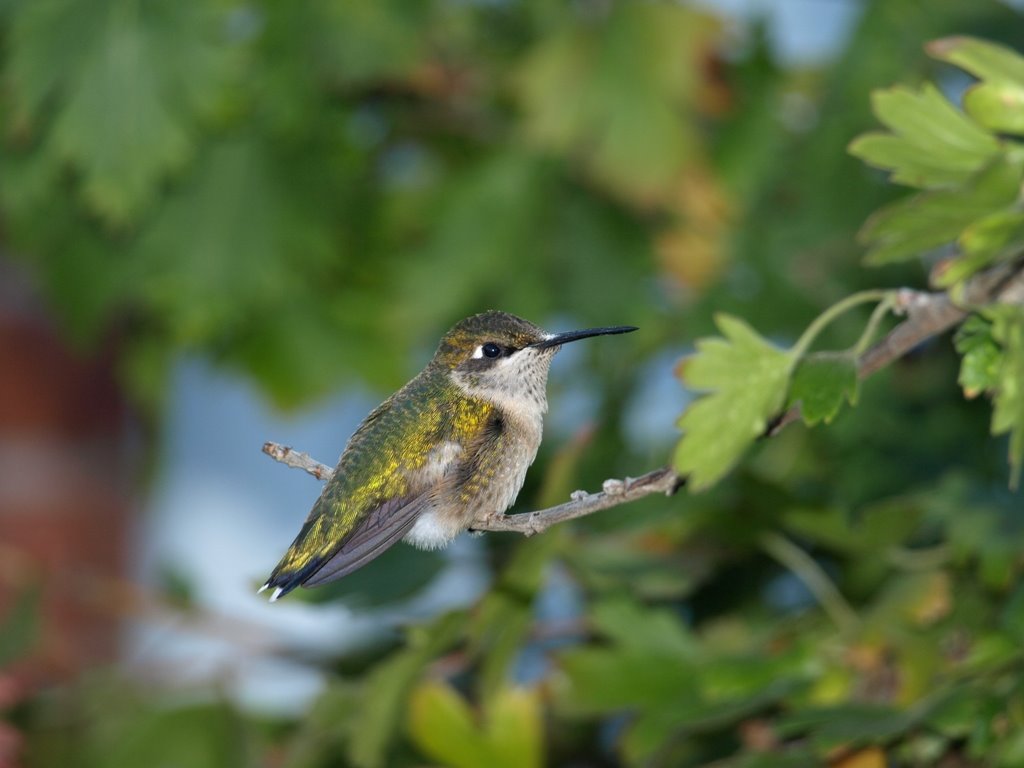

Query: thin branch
left=261, top=442, right=333, bottom=480
left=859, top=257, right=1024, bottom=378
left=261, top=442, right=682, bottom=535
left=469, top=468, right=682, bottom=534
left=263, top=260, right=1024, bottom=536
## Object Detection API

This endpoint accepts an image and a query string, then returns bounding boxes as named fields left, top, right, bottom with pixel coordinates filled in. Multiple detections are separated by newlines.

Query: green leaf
left=674, top=314, right=794, bottom=490
left=954, top=315, right=1002, bottom=398
left=9, top=0, right=232, bottom=225
left=962, top=634, right=1020, bottom=674
left=849, top=84, right=1000, bottom=190
left=989, top=307, right=1024, bottom=488
left=787, top=352, right=859, bottom=425
left=928, top=36, right=1024, bottom=87
left=129, top=135, right=348, bottom=407
left=859, top=153, right=1024, bottom=265
left=932, top=198, right=1024, bottom=285
left=407, top=681, right=488, bottom=768
left=962, top=204, right=1024, bottom=257
left=964, top=81, right=1024, bottom=135
left=132, top=138, right=296, bottom=341
left=406, top=683, right=543, bottom=768
left=485, top=687, right=544, bottom=768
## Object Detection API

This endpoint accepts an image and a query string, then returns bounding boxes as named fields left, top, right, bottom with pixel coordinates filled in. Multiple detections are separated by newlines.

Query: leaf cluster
left=674, top=37, right=1024, bottom=490
left=0, top=0, right=709, bottom=409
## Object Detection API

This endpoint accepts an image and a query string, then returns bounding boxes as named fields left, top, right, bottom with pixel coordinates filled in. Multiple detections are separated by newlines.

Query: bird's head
left=434, top=311, right=636, bottom=413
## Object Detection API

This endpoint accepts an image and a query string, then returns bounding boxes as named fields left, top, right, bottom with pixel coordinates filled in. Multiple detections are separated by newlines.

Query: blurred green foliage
left=3, top=0, right=1024, bottom=766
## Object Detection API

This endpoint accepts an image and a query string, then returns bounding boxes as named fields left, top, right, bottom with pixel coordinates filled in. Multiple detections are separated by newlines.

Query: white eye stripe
left=472, top=345, right=484, bottom=359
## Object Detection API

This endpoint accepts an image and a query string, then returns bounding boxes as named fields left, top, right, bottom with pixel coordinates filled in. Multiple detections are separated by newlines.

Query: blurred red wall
left=0, top=261, right=137, bottom=689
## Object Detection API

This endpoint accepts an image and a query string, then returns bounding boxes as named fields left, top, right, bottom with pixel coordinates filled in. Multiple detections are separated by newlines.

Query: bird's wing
left=261, top=490, right=432, bottom=599
left=300, top=492, right=430, bottom=587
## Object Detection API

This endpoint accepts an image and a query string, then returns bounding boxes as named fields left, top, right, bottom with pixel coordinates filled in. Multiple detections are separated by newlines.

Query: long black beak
left=530, top=325, right=638, bottom=350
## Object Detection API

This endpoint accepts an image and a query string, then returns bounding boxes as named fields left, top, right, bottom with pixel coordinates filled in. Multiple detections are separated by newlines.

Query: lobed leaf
left=787, top=353, right=859, bottom=426
left=859, top=152, right=1024, bottom=265
left=928, top=36, right=1024, bottom=87
left=932, top=37, right=1024, bottom=135
left=8, top=0, right=232, bottom=225
left=673, top=314, right=794, bottom=491
left=849, top=84, right=999, bottom=190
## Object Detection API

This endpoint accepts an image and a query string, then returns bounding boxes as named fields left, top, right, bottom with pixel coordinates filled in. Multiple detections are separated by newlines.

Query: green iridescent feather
left=265, top=362, right=494, bottom=591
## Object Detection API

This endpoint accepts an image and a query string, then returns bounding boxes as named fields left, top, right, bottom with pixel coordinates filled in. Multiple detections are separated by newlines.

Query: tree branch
left=263, top=259, right=1024, bottom=535
left=468, top=468, right=682, bottom=534
left=260, top=441, right=683, bottom=534
left=767, top=258, right=1024, bottom=434
left=261, top=442, right=333, bottom=480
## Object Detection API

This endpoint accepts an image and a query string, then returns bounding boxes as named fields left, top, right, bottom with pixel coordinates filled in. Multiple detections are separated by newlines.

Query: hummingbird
left=260, top=310, right=637, bottom=601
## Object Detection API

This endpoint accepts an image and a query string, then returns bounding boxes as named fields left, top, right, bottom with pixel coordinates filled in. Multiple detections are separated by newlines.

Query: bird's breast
left=404, top=411, right=543, bottom=549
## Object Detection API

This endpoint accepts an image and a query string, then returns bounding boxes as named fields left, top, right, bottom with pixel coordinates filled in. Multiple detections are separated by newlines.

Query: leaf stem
left=760, top=531, right=860, bottom=634
left=791, top=290, right=894, bottom=361
left=852, top=294, right=896, bottom=357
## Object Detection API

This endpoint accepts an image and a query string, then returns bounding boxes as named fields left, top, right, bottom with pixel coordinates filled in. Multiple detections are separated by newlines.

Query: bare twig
left=261, top=442, right=333, bottom=480
left=263, top=260, right=1024, bottom=535
left=469, top=468, right=682, bottom=534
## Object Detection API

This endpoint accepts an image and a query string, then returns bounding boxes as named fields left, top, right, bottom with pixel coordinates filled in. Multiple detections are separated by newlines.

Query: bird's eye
left=482, top=342, right=501, bottom=358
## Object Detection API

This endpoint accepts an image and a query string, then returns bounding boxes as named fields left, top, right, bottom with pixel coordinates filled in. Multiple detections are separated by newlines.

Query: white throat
left=451, top=349, right=552, bottom=424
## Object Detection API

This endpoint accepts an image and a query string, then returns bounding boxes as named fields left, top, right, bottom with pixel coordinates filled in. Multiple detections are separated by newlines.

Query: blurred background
left=2, top=1, right=1024, bottom=766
